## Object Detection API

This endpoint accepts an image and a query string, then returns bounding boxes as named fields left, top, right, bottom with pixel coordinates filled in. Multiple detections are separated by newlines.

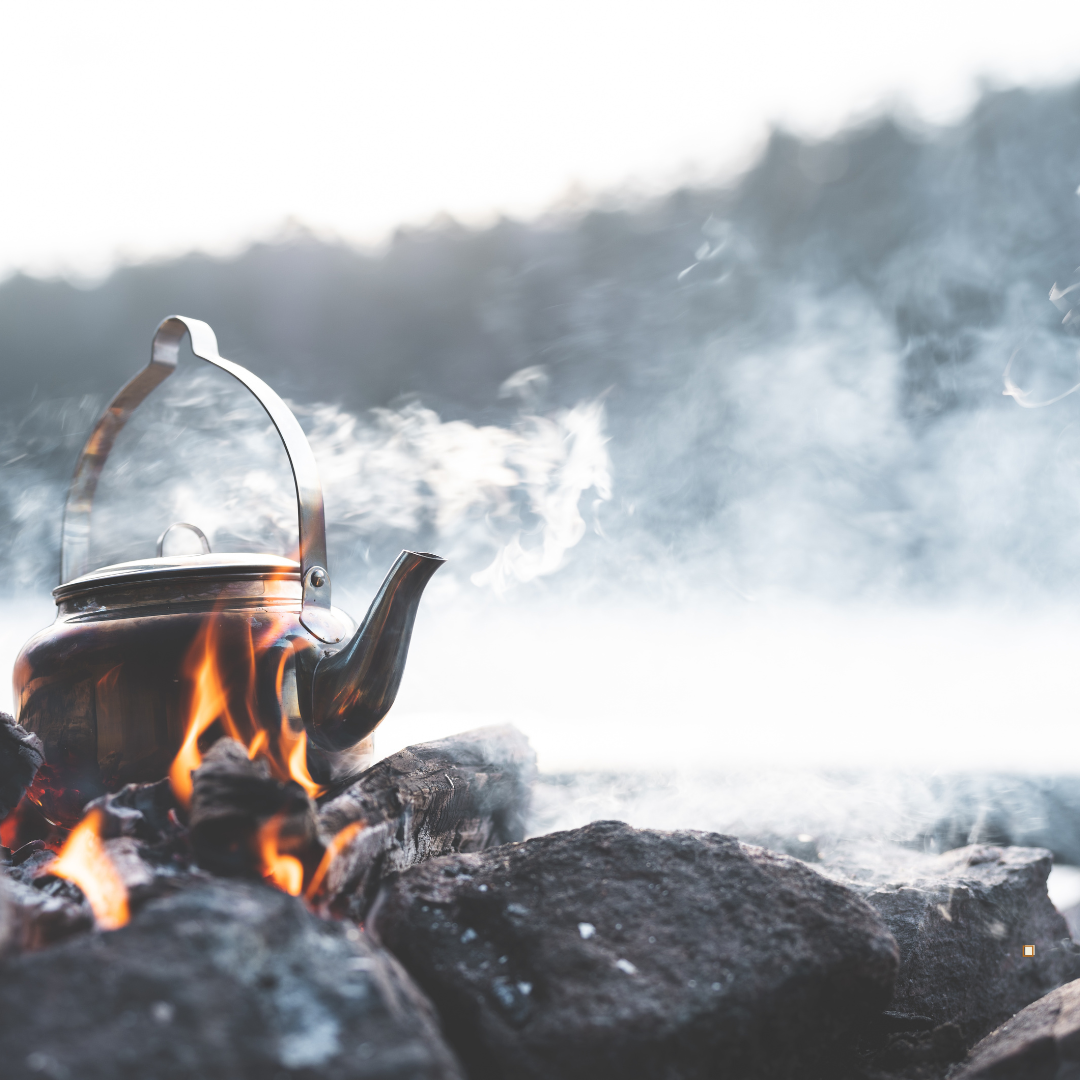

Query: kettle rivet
left=310, top=568, right=327, bottom=588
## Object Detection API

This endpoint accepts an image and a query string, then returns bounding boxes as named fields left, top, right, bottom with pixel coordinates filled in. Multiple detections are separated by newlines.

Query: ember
left=44, top=808, right=129, bottom=930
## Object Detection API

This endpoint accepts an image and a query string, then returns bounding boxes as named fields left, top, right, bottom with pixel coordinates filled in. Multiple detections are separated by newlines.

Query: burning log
left=189, top=738, right=320, bottom=889
left=315, top=725, right=537, bottom=920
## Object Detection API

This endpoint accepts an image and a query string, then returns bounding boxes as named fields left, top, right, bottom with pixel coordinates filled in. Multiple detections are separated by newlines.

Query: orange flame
left=257, top=813, right=304, bottom=896
left=45, top=808, right=129, bottom=929
left=305, top=820, right=365, bottom=902
left=169, top=619, right=234, bottom=808
left=168, top=616, right=326, bottom=810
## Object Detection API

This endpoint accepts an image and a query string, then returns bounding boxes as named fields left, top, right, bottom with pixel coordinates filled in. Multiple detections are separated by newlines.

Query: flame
left=257, top=813, right=304, bottom=896
left=168, top=618, right=235, bottom=808
left=168, top=615, right=326, bottom=810
left=305, top=820, right=365, bottom=901
left=45, top=808, right=129, bottom=929
left=247, top=729, right=269, bottom=760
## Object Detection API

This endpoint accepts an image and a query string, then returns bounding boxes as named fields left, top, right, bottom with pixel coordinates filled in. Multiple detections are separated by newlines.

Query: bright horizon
left=2, top=0, right=1079, bottom=280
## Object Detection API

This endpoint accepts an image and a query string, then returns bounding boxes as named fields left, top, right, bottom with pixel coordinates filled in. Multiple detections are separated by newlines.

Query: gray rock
left=0, top=878, right=464, bottom=1080
left=368, top=819, right=899, bottom=1080
left=953, top=978, right=1080, bottom=1079
left=819, top=841, right=1080, bottom=1048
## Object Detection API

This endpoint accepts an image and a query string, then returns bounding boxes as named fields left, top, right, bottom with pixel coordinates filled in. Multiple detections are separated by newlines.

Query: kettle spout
left=308, top=550, right=444, bottom=750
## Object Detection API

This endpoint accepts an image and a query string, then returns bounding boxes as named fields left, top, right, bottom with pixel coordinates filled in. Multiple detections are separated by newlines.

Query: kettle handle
left=60, top=315, right=343, bottom=642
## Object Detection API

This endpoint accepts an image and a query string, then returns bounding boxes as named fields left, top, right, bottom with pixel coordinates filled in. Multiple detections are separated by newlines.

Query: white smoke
left=0, top=364, right=612, bottom=596
left=303, top=393, right=611, bottom=594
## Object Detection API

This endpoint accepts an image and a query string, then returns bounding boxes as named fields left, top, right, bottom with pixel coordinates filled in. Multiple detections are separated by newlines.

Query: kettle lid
left=53, top=552, right=300, bottom=602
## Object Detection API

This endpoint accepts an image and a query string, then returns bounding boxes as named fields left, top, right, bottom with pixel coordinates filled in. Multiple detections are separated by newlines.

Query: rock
left=819, top=841, right=1080, bottom=1049
left=952, top=978, right=1080, bottom=1079
left=368, top=820, right=899, bottom=1080
left=317, top=725, right=536, bottom=920
left=0, top=878, right=464, bottom=1080
left=0, top=712, right=44, bottom=818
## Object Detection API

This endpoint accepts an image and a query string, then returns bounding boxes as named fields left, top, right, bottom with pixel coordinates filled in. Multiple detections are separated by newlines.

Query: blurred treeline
left=5, top=79, right=1080, bottom=602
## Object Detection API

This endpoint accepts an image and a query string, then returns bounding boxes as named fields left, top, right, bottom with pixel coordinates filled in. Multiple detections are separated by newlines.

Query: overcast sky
left=2, top=0, right=1079, bottom=279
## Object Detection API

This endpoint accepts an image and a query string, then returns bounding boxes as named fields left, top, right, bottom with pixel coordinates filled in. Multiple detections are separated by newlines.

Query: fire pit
left=3, top=317, right=1079, bottom=1080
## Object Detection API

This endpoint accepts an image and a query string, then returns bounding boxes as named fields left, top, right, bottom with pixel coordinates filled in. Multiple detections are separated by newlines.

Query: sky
left=2, top=0, right=1080, bottom=279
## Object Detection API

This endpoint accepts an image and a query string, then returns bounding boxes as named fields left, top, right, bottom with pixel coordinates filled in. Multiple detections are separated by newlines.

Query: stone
left=368, top=820, right=899, bottom=1080
left=952, top=978, right=1080, bottom=1079
left=819, top=841, right=1080, bottom=1051
left=0, top=711, right=44, bottom=818
left=0, top=878, right=464, bottom=1080
left=317, top=725, right=536, bottom=920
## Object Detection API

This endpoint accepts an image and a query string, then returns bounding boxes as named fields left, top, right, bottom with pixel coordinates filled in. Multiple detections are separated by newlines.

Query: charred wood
left=0, top=868, right=92, bottom=954
left=0, top=712, right=44, bottom=820
left=189, top=739, right=319, bottom=878
left=84, top=776, right=178, bottom=841
left=316, top=725, right=536, bottom=920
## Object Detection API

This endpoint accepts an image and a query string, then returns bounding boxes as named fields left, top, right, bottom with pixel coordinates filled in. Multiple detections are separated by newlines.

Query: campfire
left=3, top=316, right=1079, bottom=1080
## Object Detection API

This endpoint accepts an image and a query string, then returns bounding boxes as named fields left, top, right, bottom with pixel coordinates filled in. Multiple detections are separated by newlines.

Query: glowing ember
left=257, top=813, right=304, bottom=896
left=45, top=808, right=129, bottom=929
left=305, top=820, right=365, bottom=901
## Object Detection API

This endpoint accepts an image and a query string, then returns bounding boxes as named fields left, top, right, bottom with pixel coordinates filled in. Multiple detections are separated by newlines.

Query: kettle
left=12, top=316, right=443, bottom=825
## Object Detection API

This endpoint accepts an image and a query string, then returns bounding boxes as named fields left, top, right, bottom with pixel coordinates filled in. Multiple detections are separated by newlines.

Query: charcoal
left=368, top=820, right=899, bottom=1080
left=317, top=725, right=536, bottom=920
left=9, top=839, right=47, bottom=866
left=819, top=841, right=1080, bottom=1058
left=189, top=738, right=319, bottom=878
left=84, top=776, right=177, bottom=841
left=950, top=977, right=1080, bottom=1079
left=0, top=867, right=92, bottom=953
left=0, top=878, right=464, bottom=1080
left=0, top=712, right=44, bottom=818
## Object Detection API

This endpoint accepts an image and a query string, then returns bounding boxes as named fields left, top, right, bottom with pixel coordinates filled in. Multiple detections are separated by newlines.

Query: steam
left=0, top=366, right=611, bottom=596
left=305, top=392, right=611, bottom=594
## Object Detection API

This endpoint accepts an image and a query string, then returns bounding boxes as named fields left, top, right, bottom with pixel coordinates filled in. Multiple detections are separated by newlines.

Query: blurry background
left=5, top=1, right=1080, bottom=850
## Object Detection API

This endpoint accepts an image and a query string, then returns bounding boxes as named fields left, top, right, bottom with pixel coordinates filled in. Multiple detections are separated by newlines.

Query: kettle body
left=12, top=317, right=443, bottom=825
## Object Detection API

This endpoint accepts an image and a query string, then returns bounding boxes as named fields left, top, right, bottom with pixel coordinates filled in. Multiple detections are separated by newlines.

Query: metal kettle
left=13, top=316, right=443, bottom=825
